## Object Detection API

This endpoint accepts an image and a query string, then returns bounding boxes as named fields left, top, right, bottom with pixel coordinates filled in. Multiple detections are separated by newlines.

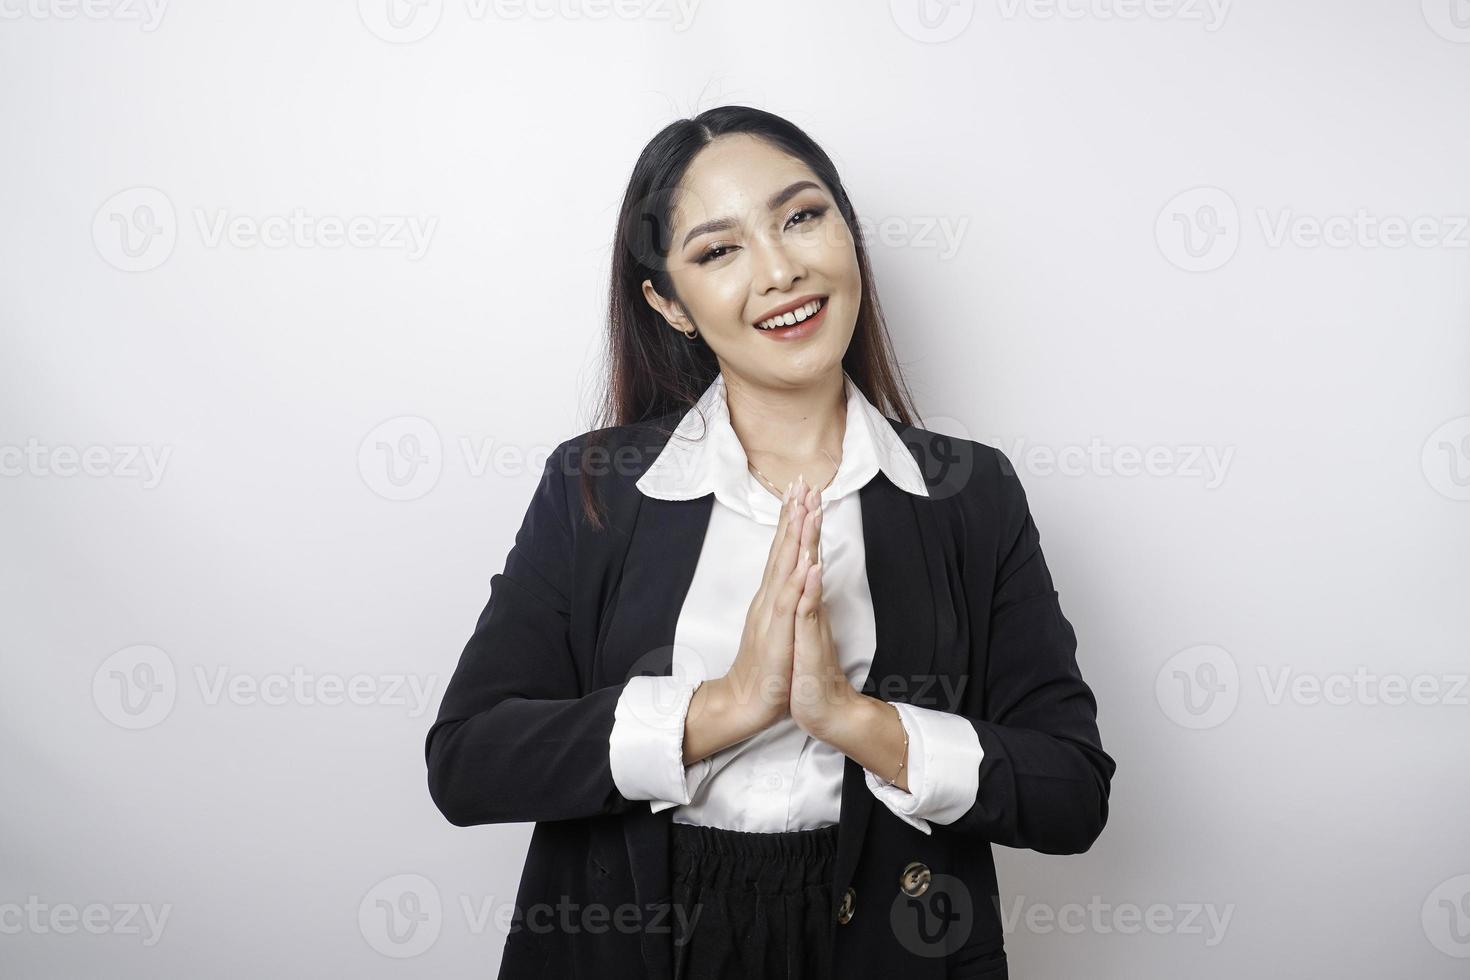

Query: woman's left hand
left=788, top=487, right=862, bottom=741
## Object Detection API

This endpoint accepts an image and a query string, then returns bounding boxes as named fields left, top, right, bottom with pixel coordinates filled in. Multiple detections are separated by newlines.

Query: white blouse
left=607, top=371, right=983, bottom=835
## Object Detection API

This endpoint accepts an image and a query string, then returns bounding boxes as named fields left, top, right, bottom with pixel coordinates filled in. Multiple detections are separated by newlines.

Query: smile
left=752, top=297, right=828, bottom=339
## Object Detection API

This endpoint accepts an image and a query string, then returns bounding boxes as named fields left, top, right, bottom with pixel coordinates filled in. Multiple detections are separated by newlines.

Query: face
left=642, top=133, right=861, bottom=389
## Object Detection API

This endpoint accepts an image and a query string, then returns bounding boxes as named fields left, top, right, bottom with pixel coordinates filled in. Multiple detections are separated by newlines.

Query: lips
left=752, top=297, right=829, bottom=341
left=752, top=295, right=828, bottom=330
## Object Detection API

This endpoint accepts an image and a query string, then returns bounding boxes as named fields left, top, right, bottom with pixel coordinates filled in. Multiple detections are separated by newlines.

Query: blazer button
left=836, top=886, right=856, bottom=925
left=899, top=861, right=931, bottom=898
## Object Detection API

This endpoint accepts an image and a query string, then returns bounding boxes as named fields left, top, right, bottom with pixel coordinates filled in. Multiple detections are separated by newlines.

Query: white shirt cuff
left=609, top=674, right=713, bottom=812
left=863, top=701, right=984, bottom=835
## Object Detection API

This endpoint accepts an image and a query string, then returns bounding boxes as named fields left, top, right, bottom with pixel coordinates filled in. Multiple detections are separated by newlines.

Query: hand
left=788, top=483, right=863, bottom=741
left=720, top=474, right=816, bottom=733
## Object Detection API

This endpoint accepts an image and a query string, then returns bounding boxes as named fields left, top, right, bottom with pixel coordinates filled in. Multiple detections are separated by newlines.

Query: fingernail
left=784, top=480, right=793, bottom=503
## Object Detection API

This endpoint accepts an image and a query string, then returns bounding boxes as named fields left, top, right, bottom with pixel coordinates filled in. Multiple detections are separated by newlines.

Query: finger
left=795, top=481, right=822, bottom=566
left=766, top=533, right=810, bottom=657
left=788, top=504, right=818, bottom=608
left=796, top=557, right=823, bottom=619
left=757, top=500, right=806, bottom=639
left=766, top=480, right=811, bottom=614
left=793, top=490, right=817, bottom=567
left=775, top=476, right=809, bottom=579
left=808, top=488, right=823, bottom=566
left=791, top=559, right=825, bottom=716
left=758, top=480, right=798, bottom=595
left=802, top=494, right=820, bottom=575
left=777, top=518, right=813, bottom=614
left=763, top=476, right=808, bottom=596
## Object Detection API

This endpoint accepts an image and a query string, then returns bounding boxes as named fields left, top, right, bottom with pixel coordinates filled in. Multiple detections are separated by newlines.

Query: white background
left=2, top=0, right=1468, bottom=976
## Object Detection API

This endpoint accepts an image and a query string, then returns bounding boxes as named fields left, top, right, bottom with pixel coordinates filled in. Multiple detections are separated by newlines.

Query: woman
left=425, top=106, right=1115, bottom=980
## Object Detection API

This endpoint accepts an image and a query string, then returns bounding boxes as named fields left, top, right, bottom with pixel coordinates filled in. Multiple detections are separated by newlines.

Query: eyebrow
left=679, top=180, right=824, bottom=250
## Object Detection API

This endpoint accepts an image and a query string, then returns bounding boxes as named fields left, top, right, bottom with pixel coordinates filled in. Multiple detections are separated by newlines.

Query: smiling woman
left=425, top=106, right=1114, bottom=980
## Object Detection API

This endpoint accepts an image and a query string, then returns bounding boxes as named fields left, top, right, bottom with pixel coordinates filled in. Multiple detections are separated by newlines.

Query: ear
left=641, top=279, right=692, bottom=336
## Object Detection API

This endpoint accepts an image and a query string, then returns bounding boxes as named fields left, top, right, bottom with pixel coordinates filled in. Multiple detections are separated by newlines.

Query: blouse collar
left=635, top=370, right=930, bottom=526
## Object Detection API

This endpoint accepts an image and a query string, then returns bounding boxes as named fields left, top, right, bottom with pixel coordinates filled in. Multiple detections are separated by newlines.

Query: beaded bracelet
left=880, top=701, right=909, bottom=788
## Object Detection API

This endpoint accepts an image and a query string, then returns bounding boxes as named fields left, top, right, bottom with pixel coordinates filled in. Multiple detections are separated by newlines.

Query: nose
left=748, top=226, right=806, bottom=299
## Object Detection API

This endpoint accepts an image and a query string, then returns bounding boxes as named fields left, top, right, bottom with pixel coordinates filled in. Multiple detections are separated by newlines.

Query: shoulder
left=532, top=415, right=682, bottom=533
left=547, top=414, right=680, bottom=489
left=883, top=416, right=1027, bottom=516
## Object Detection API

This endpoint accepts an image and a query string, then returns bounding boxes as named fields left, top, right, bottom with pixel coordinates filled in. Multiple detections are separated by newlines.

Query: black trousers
left=669, top=821, right=839, bottom=980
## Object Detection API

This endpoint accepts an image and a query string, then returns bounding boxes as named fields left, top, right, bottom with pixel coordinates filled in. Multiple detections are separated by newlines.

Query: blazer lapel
left=616, top=491, right=714, bottom=980
left=829, top=469, right=938, bottom=910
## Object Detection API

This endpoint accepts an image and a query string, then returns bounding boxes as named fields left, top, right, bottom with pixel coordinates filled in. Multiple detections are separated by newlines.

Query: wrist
left=709, top=672, right=780, bottom=738
left=814, top=689, right=881, bottom=750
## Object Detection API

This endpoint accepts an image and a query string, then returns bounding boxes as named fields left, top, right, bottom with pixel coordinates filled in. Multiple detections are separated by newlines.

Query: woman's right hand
left=722, top=473, right=820, bottom=732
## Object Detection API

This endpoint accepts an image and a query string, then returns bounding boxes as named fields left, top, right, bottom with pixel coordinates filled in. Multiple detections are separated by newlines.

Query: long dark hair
left=578, top=105, right=923, bottom=529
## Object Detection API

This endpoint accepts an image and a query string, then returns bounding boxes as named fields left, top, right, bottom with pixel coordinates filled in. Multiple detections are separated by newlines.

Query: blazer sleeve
left=943, top=446, right=1117, bottom=854
left=424, top=440, right=640, bottom=827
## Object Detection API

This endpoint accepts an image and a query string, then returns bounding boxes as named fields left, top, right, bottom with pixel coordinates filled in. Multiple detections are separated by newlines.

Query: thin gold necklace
left=747, top=448, right=840, bottom=501
left=742, top=384, right=848, bottom=501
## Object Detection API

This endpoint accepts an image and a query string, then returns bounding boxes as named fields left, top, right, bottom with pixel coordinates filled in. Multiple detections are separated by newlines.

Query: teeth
left=756, top=298, right=824, bottom=331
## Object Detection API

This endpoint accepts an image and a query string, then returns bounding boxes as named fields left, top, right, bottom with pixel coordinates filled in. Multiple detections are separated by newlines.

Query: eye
left=787, top=204, right=827, bottom=228
left=696, top=243, right=732, bottom=265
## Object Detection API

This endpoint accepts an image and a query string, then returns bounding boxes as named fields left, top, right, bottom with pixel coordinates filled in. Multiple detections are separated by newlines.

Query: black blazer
left=425, top=411, right=1116, bottom=980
